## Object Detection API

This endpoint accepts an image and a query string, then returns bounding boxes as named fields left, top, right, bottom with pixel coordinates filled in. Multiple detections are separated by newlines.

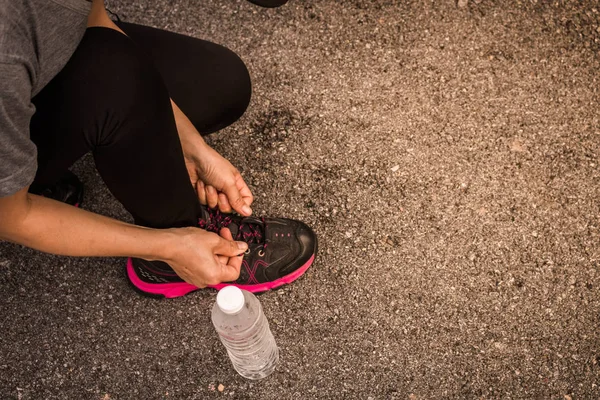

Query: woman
left=0, top=0, right=316, bottom=298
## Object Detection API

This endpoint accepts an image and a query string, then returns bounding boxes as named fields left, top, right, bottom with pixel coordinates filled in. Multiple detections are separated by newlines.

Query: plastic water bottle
left=211, top=286, right=279, bottom=379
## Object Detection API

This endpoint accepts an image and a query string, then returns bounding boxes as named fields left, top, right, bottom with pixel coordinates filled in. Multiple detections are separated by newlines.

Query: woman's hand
left=185, top=142, right=254, bottom=215
left=171, top=100, right=254, bottom=216
left=164, top=226, right=247, bottom=288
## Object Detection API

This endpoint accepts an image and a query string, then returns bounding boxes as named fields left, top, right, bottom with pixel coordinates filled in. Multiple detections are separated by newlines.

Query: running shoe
left=127, top=206, right=317, bottom=298
left=247, top=0, right=289, bottom=8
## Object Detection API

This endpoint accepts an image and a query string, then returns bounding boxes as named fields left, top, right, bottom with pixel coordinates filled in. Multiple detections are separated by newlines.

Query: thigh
left=30, top=27, right=168, bottom=184
left=31, top=27, right=200, bottom=228
left=117, top=22, right=252, bottom=134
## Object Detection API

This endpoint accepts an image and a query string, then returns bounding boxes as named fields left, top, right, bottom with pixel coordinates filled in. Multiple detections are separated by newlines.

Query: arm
left=0, top=187, right=245, bottom=286
left=0, top=187, right=172, bottom=258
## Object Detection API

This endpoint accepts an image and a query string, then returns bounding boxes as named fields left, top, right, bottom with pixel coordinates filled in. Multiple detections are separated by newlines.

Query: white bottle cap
left=216, top=286, right=245, bottom=315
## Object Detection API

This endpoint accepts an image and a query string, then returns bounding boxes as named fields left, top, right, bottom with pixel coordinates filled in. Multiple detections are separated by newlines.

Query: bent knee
left=184, top=45, right=252, bottom=134
left=66, top=28, right=169, bottom=120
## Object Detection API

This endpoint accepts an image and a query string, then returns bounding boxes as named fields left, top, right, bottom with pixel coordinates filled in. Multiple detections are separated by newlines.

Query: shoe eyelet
left=244, top=248, right=251, bottom=255
left=258, top=249, right=265, bottom=257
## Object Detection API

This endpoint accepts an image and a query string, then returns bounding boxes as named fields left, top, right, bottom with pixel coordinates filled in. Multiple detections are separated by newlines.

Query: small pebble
left=218, top=384, right=225, bottom=392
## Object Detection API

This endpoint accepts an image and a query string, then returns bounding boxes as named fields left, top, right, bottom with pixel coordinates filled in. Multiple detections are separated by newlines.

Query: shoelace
left=198, top=208, right=268, bottom=249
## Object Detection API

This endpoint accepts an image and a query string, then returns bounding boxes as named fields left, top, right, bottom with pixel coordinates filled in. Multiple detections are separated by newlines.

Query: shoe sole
left=126, top=253, right=315, bottom=299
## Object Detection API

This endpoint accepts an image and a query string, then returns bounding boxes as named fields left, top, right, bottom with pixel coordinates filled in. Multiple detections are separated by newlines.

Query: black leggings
left=29, top=23, right=251, bottom=229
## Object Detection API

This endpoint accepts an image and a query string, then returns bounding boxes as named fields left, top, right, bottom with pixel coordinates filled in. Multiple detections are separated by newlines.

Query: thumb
left=224, top=185, right=252, bottom=216
left=215, top=236, right=248, bottom=257
left=216, top=227, right=234, bottom=265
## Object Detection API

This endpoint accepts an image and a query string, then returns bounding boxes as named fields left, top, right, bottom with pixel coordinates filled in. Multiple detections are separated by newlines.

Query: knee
left=192, top=45, right=252, bottom=134
left=38, top=28, right=173, bottom=149
left=73, top=28, right=170, bottom=129
left=99, top=32, right=170, bottom=118
left=223, top=49, right=252, bottom=124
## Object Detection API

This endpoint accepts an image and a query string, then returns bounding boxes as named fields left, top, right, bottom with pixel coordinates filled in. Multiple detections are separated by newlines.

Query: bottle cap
left=216, top=286, right=245, bottom=315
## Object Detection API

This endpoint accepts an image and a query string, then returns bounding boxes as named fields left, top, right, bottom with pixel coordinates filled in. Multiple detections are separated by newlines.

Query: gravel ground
left=1, top=0, right=599, bottom=398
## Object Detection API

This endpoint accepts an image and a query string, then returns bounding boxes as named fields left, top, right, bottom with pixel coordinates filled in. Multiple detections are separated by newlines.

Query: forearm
left=171, top=99, right=209, bottom=158
left=0, top=192, right=174, bottom=261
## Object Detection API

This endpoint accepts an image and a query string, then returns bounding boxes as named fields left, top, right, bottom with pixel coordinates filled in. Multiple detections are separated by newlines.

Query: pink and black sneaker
left=127, top=207, right=317, bottom=298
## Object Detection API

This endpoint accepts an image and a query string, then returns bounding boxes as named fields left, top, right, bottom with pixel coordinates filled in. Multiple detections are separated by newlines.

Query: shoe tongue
left=198, top=206, right=211, bottom=223
left=227, top=221, right=240, bottom=237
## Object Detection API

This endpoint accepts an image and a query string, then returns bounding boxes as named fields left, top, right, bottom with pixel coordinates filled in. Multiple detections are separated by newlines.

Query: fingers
left=197, top=181, right=207, bottom=205
left=219, top=258, right=242, bottom=282
left=215, top=235, right=248, bottom=257
left=214, top=231, right=245, bottom=282
left=206, top=184, right=219, bottom=209
left=198, top=181, right=232, bottom=213
left=224, top=185, right=252, bottom=217
left=218, top=193, right=232, bottom=213
left=190, top=255, right=239, bottom=286
left=169, top=228, right=245, bottom=288
left=219, top=227, right=234, bottom=241
left=236, top=174, right=254, bottom=207
left=216, top=227, right=234, bottom=264
left=221, top=250, right=243, bottom=281
left=216, top=253, right=228, bottom=265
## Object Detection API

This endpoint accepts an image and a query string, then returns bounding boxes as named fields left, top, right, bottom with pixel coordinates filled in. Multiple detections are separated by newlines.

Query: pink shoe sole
left=126, top=254, right=315, bottom=299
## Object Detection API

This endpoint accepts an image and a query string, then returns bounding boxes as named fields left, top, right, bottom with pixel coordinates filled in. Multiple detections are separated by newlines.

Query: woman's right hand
left=163, top=227, right=247, bottom=288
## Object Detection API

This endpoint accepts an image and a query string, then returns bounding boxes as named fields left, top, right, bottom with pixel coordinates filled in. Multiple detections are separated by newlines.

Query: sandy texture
left=1, top=0, right=599, bottom=398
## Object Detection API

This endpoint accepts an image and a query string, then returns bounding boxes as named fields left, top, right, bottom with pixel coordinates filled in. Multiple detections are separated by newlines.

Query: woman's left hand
left=171, top=100, right=254, bottom=216
left=184, top=141, right=254, bottom=216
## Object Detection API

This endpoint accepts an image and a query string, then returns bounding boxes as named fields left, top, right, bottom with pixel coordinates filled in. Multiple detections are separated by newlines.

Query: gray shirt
left=0, top=0, right=90, bottom=197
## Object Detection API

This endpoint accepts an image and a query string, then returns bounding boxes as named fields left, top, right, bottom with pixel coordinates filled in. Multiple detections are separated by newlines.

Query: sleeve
left=0, top=61, right=38, bottom=197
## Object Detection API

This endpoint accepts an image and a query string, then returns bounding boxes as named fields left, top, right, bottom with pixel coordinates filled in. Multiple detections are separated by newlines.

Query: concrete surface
left=1, top=0, right=599, bottom=398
